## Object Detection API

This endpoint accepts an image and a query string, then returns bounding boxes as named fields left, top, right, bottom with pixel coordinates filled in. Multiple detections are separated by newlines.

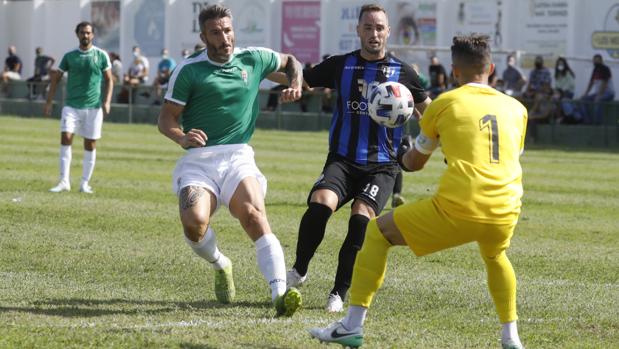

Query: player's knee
left=181, top=216, right=209, bottom=242
left=239, top=204, right=266, bottom=228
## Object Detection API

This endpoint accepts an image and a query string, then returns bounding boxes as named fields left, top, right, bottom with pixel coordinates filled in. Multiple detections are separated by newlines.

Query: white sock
left=501, top=321, right=521, bottom=344
left=342, top=305, right=367, bottom=330
left=81, top=149, right=96, bottom=184
left=59, top=145, right=72, bottom=183
left=255, top=233, right=287, bottom=301
left=185, top=227, right=230, bottom=270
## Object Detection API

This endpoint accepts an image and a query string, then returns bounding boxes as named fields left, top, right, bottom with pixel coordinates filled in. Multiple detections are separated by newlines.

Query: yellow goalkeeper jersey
left=420, top=83, right=527, bottom=224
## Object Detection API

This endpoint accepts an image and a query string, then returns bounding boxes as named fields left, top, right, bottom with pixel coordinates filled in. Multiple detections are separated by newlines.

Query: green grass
left=1, top=116, right=618, bottom=348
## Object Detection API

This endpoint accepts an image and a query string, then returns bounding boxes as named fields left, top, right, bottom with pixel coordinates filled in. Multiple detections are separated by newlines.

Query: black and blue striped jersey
left=304, top=50, right=427, bottom=165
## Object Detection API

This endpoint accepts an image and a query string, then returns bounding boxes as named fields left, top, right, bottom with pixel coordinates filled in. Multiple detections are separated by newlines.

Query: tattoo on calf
left=180, top=186, right=205, bottom=210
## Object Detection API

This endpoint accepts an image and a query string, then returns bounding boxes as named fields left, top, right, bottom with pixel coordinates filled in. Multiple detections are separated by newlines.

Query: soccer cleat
left=214, top=264, right=235, bottom=303
left=308, top=320, right=363, bottom=348
left=79, top=182, right=94, bottom=194
left=326, top=293, right=344, bottom=313
left=286, top=268, right=307, bottom=288
left=49, top=181, right=71, bottom=193
left=391, top=194, right=405, bottom=208
left=502, top=340, right=524, bottom=349
left=274, top=287, right=302, bottom=317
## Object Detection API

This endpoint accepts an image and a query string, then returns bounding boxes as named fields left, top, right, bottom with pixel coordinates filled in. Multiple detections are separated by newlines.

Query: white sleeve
left=414, top=131, right=439, bottom=155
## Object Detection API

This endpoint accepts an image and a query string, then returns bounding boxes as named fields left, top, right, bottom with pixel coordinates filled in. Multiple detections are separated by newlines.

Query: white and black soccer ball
left=368, top=81, right=415, bottom=128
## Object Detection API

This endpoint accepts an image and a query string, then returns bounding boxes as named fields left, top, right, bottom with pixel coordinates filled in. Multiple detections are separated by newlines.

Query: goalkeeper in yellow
left=309, top=33, right=527, bottom=349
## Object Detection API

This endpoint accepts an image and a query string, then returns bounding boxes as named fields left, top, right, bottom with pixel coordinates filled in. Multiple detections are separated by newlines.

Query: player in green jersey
left=158, top=4, right=303, bottom=317
left=44, top=21, right=113, bottom=194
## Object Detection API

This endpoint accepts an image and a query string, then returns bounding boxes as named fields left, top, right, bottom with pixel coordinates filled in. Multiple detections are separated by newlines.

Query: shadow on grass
left=0, top=298, right=270, bottom=318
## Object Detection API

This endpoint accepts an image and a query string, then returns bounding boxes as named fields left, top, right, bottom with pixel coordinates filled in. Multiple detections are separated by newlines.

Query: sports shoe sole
left=275, top=287, right=302, bottom=317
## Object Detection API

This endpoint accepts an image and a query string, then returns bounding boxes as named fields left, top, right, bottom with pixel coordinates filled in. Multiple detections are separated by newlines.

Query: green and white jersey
left=57, top=46, right=110, bottom=109
left=165, top=47, right=281, bottom=146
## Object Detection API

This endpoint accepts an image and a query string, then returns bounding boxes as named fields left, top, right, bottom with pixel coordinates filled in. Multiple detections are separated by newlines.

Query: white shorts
left=60, top=106, right=103, bottom=140
left=172, top=144, right=267, bottom=210
left=5, top=71, right=21, bottom=80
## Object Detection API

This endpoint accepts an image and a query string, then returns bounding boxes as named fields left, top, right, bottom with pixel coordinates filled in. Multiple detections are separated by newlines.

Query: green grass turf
left=0, top=116, right=618, bottom=348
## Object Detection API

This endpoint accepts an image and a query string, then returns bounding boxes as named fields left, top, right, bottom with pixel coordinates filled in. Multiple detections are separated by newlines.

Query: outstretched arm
left=276, top=53, right=303, bottom=103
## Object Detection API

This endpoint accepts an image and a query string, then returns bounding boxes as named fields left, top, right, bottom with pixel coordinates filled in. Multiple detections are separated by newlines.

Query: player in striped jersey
left=286, top=4, right=431, bottom=312
left=310, top=34, right=526, bottom=349
left=44, top=21, right=113, bottom=194
left=158, top=4, right=302, bottom=317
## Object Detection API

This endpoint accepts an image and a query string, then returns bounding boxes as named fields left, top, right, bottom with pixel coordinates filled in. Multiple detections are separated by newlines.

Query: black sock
left=292, top=202, right=333, bottom=276
left=393, top=170, right=403, bottom=195
left=331, top=214, right=370, bottom=300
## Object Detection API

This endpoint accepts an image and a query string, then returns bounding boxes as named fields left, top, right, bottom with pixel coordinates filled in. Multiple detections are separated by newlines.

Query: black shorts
left=308, top=152, right=399, bottom=215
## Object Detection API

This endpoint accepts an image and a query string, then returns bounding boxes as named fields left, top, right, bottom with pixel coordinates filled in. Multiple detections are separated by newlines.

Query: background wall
left=1, top=0, right=618, bottom=96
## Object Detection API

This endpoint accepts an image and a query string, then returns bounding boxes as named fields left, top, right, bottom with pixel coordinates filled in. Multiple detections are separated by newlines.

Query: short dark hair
left=451, top=34, right=492, bottom=74
left=199, top=4, right=232, bottom=30
left=75, top=21, right=93, bottom=35
left=358, top=4, right=386, bottom=22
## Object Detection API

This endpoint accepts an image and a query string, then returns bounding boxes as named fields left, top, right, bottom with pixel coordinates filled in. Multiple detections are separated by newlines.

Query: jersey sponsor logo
left=345, top=79, right=381, bottom=115
left=344, top=65, right=365, bottom=70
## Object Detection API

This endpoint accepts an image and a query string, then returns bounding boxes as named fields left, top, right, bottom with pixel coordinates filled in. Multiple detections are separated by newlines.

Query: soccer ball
left=368, top=81, right=415, bottom=128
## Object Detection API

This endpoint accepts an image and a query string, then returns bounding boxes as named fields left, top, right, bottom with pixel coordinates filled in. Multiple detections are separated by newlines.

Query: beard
left=206, top=40, right=233, bottom=62
left=80, top=38, right=90, bottom=47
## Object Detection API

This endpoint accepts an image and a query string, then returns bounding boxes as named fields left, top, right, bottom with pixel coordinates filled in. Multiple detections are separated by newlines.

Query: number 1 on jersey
left=479, top=114, right=499, bottom=163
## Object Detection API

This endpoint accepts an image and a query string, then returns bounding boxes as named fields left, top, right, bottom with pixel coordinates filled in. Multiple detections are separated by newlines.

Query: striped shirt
left=304, top=50, right=427, bottom=165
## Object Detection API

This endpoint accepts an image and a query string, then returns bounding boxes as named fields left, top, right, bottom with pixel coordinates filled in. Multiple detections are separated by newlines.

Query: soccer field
left=1, top=116, right=618, bottom=348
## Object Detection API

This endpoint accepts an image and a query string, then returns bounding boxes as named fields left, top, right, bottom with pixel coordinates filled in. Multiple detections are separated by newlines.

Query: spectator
left=181, top=48, right=191, bottom=59
left=150, top=48, right=177, bottom=104
left=523, top=55, right=552, bottom=101
left=581, top=54, right=615, bottom=124
left=553, top=57, right=575, bottom=99
left=527, top=81, right=555, bottom=143
left=118, top=52, right=147, bottom=103
left=130, top=46, right=149, bottom=81
left=502, top=54, right=526, bottom=96
left=1, top=45, right=22, bottom=93
left=428, top=55, right=447, bottom=98
left=27, top=47, right=55, bottom=99
left=108, top=52, right=122, bottom=84
left=552, top=57, right=579, bottom=124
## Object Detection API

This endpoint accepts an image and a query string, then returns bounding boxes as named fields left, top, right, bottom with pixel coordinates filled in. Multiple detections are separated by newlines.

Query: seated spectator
left=1, top=45, right=22, bottom=94
left=527, top=82, right=555, bottom=143
left=523, top=55, right=552, bottom=102
left=428, top=55, right=447, bottom=98
left=580, top=54, right=615, bottom=124
left=502, top=54, right=526, bottom=96
left=150, top=48, right=177, bottom=104
left=118, top=52, right=147, bottom=103
left=553, top=57, right=575, bottom=99
left=552, top=57, right=579, bottom=124
left=131, top=46, right=149, bottom=81
left=108, top=52, right=123, bottom=84
left=26, top=47, right=55, bottom=99
left=181, top=49, right=191, bottom=59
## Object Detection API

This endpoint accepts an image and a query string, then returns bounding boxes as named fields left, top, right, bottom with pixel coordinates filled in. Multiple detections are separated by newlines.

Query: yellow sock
left=349, top=219, right=392, bottom=308
left=482, top=250, right=518, bottom=323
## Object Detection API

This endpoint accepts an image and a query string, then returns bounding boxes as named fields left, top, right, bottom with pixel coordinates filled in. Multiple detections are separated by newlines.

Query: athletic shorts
left=172, top=144, right=267, bottom=211
left=308, top=152, right=399, bottom=215
left=393, top=197, right=517, bottom=257
left=60, top=106, right=103, bottom=140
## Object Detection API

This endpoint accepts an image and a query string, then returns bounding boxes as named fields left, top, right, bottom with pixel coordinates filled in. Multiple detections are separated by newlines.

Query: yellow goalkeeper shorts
left=393, top=197, right=517, bottom=257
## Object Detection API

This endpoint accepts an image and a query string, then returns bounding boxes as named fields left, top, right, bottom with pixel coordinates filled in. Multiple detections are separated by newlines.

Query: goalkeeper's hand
left=397, top=135, right=414, bottom=172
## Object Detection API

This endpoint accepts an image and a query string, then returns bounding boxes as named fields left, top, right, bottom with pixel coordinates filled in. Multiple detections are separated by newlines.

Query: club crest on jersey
left=381, top=66, right=396, bottom=78
left=241, top=70, right=248, bottom=84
